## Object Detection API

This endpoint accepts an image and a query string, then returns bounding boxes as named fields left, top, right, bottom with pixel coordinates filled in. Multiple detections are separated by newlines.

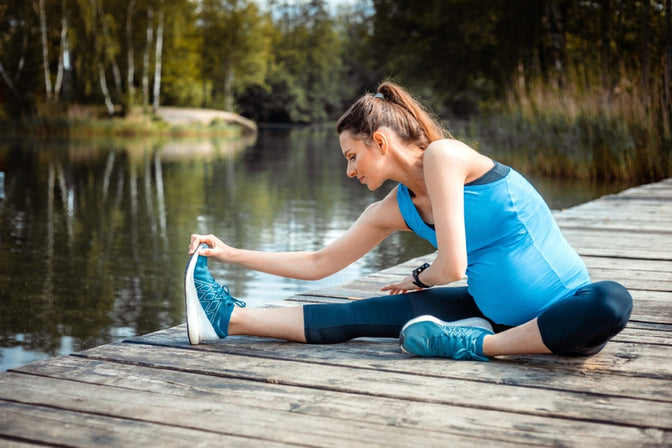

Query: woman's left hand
left=381, top=275, right=422, bottom=295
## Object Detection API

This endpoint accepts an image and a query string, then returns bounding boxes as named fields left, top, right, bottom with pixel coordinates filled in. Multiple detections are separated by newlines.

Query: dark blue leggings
left=303, top=281, right=632, bottom=356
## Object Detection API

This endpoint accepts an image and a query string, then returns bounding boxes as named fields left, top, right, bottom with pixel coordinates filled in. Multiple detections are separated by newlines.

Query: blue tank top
left=396, top=163, right=590, bottom=325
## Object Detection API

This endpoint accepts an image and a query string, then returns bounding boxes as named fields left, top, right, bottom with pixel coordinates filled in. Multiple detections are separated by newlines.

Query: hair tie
left=374, top=92, right=385, bottom=100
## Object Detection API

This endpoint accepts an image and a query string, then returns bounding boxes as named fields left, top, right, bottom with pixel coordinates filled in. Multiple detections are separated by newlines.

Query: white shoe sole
left=184, top=245, right=220, bottom=345
left=399, top=315, right=494, bottom=355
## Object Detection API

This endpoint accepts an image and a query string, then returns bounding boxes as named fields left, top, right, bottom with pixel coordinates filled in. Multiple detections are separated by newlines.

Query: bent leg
left=537, top=281, right=633, bottom=355
left=482, top=318, right=551, bottom=356
left=484, top=281, right=632, bottom=358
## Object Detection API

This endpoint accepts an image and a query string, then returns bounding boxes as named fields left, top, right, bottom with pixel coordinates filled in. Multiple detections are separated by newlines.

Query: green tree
left=199, top=0, right=272, bottom=111
left=238, top=0, right=347, bottom=122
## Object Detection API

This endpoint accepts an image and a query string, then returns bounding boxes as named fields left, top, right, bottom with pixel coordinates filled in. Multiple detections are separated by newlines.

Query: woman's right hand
left=188, top=233, right=236, bottom=263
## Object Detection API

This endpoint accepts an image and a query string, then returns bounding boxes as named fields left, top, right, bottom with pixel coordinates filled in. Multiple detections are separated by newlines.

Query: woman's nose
left=346, top=163, right=356, bottom=178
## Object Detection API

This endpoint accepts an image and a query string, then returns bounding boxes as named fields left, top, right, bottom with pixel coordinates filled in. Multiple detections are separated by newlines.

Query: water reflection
left=0, top=129, right=635, bottom=371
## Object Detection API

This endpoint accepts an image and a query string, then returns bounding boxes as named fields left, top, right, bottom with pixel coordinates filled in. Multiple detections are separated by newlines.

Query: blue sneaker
left=184, top=244, right=246, bottom=345
left=399, top=315, right=494, bottom=361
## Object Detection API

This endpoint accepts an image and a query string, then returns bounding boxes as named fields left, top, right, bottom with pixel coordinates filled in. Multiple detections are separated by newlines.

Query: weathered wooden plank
left=608, top=181, right=672, bottom=200
left=587, top=269, right=672, bottom=292
left=0, top=440, right=39, bottom=448
left=630, top=298, right=672, bottom=324
left=0, top=400, right=288, bottom=448
left=8, top=358, right=669, bottom=447
left=562, top=229, right=672, bottom=254
left=556, top=218, right=672, bottom=233
left=612, top=324, right=672, bottom=345
left=0, top=372, right=503, bottom=448
left=124, top=325, right=672, bottom=399
left=62, top=341, right=672, bottom=431
left=561, top=198, right=672, bottom=211
left=582, top=255, right=672, bottom=273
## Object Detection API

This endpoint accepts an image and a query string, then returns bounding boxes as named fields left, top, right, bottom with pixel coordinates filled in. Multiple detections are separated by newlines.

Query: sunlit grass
left=0, top=104, right=242, bottom=139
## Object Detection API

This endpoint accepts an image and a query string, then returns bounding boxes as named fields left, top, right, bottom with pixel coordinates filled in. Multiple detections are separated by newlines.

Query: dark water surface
left=0, top=128, right=635, bottom=370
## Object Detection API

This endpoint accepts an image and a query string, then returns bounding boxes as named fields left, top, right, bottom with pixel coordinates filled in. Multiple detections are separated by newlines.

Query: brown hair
left=336, top=81, right=450, bottom=149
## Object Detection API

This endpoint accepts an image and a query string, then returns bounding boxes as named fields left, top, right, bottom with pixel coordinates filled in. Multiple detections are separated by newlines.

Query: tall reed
left=473, top=71, right=671, bottom=182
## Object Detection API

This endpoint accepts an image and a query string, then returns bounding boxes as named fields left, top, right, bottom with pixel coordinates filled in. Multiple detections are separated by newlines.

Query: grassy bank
left=458, top=76, right=671, bottom=183
left=0, top=105, right=244, bottom=139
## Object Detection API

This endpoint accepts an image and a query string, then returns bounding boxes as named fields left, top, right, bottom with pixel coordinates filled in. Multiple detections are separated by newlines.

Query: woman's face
left=339, top=131, right=386, bottom=191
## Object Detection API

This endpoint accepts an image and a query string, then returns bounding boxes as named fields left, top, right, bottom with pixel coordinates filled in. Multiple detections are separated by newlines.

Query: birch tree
left=54, top=0, right=70, bottom=101
left=37, top=0, right=53, bottom=102
left=142, top=1, right=154, bottom=111
left=152, top=3, right=164, bottom=113
left=126, top=0, right=137, bottom=107
left=97, top=0, right=122, bottom=96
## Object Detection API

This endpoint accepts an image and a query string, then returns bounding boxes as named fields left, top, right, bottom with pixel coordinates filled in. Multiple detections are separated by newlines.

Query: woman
left=184, top=81, right=632, bottom=361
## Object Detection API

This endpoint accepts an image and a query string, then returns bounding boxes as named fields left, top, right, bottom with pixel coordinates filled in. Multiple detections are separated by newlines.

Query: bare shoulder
left=424, top=138, right=475, bottom=162
left=424, top=139, right=492, bottom=182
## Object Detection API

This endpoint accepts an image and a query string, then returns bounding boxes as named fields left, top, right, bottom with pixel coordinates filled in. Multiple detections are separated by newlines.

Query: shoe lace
left=217, top=284, right=247, bottom=308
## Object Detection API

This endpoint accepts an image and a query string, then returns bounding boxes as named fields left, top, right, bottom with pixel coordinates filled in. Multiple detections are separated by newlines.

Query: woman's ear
left=372, top=130, right=388, bottom=154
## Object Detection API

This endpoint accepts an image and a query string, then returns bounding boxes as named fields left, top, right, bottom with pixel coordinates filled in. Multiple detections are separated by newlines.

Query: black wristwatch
left=412, top=263, right=433, bottom=288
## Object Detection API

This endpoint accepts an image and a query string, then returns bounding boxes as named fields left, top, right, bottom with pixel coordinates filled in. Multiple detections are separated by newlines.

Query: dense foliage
left=0, top=0, right=670, bottom=181
left=0, top=0, right=668, bottom=123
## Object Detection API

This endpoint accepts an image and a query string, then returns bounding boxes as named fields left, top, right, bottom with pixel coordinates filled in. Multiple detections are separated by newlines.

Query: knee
left=539, top=281, right=633, bottom=356
left=584, top=281, right=633, bottom=342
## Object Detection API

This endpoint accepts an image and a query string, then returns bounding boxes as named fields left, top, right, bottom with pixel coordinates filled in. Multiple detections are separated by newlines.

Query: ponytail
left=336, top=81, right=450, bottom=149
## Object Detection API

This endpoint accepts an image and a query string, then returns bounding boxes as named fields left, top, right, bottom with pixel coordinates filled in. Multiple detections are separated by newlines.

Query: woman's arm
left=189, top=189, right=408, bottom=281
left=419, top=140, right=471, bottom=285
left=381, top=139, right=480, bottom=293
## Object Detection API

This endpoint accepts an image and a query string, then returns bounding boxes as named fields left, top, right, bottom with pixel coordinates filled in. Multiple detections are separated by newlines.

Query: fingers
left=188, top=233, right=214, bottom=254
left=381, top=284, right=411, bottom=295
left=381, top=275, right=420, bottom=295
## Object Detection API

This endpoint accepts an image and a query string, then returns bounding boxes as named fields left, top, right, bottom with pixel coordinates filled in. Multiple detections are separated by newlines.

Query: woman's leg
left=483, top=281, right=632, bottom=357
left=303, top=286, right=491, bottom=344
left=227, top=286, right=485, bottom=344
left=536, top=280, right=633, bottom=355
left=228, top=306, right=306, bottom=342
left=482, top=318, right=551, bottom=356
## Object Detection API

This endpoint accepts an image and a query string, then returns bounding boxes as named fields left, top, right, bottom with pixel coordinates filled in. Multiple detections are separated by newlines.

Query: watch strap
left=412, top=263, right=432, bottom=288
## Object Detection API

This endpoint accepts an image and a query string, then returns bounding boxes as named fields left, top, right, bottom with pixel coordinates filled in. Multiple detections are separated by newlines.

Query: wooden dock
left=1, top=179, right=671, bottom=447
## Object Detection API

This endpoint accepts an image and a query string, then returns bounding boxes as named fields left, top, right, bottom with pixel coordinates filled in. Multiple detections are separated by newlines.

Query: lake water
left=0, top=127, right=635, bottom=371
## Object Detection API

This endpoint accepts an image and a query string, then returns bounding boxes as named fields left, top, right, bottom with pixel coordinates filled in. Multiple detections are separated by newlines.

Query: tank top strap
left=396, top=184, right=438, bottom=248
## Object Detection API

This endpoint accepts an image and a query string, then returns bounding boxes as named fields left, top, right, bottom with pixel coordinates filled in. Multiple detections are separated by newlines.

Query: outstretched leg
left=228, top=307, right=306, bottom=342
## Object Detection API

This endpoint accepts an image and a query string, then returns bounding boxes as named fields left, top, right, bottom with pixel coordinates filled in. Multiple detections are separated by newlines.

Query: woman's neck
left=394, top=146, right=427, bottom=196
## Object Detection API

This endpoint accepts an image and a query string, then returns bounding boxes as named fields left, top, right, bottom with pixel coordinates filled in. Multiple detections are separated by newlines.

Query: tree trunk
left=38, top=0, right=53, bottom=102
left=0, top=62, right=21, bottom=101
left=15, top=32, right=28, bottom=84
left=99, top=62, right=115, bottom=116
left=97, top=0, right=122, bottom=95
left=152, top=6, right=164, bottom=113
left=142, top=1, right=154, bottom=111
left=88, top=0, right=114, bottom=115
left=126, top=0, right=137, bottom=107
left=224, top=65, right=234, bottom=111
left=54, top=0, right=69, bottom=101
